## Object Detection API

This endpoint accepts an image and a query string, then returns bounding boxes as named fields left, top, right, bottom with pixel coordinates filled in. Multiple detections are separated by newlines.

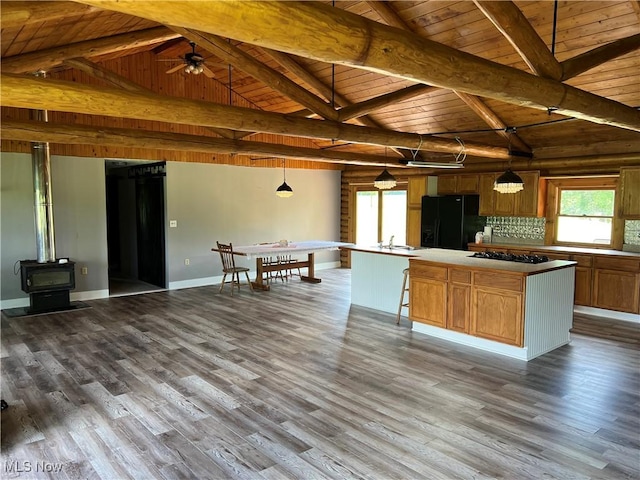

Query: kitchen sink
left=376, top=245, right=419, bottom=251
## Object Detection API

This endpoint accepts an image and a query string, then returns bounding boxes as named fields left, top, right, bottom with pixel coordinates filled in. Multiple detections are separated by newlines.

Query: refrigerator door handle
left=435, top=219, right=440, bottom=247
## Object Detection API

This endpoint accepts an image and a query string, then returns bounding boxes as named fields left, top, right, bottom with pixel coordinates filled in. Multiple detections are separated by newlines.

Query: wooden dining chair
left=216, top=241, right=253, bottom=296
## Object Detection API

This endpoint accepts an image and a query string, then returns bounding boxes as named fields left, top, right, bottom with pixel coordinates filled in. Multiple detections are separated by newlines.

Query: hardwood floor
left=2, top=268, right=639, bottom=479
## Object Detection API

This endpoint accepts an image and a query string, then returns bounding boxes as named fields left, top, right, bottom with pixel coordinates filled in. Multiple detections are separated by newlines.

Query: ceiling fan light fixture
left=494, top=168, right=524, bottom=194
left=374, top=168, right=397, bottom=190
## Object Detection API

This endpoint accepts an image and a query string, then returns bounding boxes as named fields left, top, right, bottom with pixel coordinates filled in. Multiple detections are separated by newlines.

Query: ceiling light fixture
left=494, top=128, right=524, bottom=194
left=402, top=161, right=465, bottom=169
left=276, top=159, right=293, bottom=198
left=374, top=168, right=397, bottom=190
left=374, top=147, right=397, bottom=190
left=494, top=168, right=524, bottom=193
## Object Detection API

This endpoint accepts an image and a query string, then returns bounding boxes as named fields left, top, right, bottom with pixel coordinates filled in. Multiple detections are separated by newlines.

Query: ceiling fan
left=164, top=41, right=215, bottom=78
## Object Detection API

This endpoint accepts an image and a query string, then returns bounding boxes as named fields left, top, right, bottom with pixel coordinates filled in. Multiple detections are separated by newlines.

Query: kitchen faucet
left=389, top=235, right=395, bottom=248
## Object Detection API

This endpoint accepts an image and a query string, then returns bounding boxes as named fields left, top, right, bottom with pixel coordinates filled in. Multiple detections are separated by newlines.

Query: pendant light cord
left=551, top=0, right=558, bottom=56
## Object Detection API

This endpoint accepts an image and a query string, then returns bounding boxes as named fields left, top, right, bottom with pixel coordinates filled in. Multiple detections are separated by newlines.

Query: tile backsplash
left=483, top=218, right=640, bottom=247
left=485, top=216, right=545, bottom=244
left=625, top=220, right=640, bottom=245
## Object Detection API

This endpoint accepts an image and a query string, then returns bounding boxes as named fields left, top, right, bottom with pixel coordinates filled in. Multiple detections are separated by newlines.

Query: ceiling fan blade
left=202, top=65, right=216, bottom=78
left=165, top=64, right=185, bottom=74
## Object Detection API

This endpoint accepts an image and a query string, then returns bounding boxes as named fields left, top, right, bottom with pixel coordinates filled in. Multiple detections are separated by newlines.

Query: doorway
left=105, top=161, right=167, bottom=296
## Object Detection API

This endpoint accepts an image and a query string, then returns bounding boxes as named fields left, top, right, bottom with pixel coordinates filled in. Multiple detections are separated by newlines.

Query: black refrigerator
left=421, top=195, right=485, bottom=250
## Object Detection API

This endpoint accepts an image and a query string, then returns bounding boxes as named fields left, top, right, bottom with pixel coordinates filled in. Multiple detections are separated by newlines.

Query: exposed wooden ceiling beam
left=473, top=0, right=563, bottom=80
left=64, top=57, right=237, bottom=139
left=454, top=91, right=531, bottom=154
left=6, top=121, right=636, bottom=173
left=73, top=1, right=639, bottom=132
left=365, top=0, right=531, bottom=152
left=561, top=33, right=640, bottom=80
left=64, top=57, right=148, bottom=92
left=0, top=120, right=398, bottom=167
left=171, top=27, right=339, bottom=121
left=1, top=73, right=512, bottom=159
left=260, top=47, right=422, bottom=161
left=1, top=26, right=180, bottom=74
left=338, top=84, right=437, bottom=122
left=1, top=1, right=98, bottom=28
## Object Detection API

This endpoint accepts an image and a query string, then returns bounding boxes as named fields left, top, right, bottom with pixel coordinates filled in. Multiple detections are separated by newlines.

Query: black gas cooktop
left=469, top=251, right=550, bottom=264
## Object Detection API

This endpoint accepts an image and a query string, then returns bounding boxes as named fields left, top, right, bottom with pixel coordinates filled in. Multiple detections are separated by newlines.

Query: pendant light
left=494, top=168, right=524, bottom=193
left=494, top=128, right=524, bottom=194
left=374, top=147, right=397, bottom=190
left=276, top=159, right=293, bottom=198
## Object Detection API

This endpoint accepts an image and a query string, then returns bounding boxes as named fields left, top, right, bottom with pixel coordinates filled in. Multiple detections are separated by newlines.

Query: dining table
left=212, top=240, right=353, bottom=291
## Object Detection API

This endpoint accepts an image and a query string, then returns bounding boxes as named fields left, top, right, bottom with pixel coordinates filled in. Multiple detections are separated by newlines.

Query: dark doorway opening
left=105, top=161, right=166, bottom=296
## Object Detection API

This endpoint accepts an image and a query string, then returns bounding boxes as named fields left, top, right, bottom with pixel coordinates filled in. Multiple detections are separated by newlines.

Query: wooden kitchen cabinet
left=478, top=171, right=544, bottom=217
left=447, top=269, right=471, bottom=333
left=436, top=176, right=458, bottom=195
left=478, top=174, right=496, bottom=216
left=408, top=176, right=428, bottom=207
left=407, top=176, right=428, bottom=246
left=410, top=277, right=447, bottom=327
left=592, top=269, right=640, bottom=313
left=574, top=267, right=592, bottom=306
left=471, top=286, right=523, bottom=346
left=619, top=167, right=640, bottom=219
left=437, top=174, right=479, bottom=195
left=592, top=256, right=640, bottom=313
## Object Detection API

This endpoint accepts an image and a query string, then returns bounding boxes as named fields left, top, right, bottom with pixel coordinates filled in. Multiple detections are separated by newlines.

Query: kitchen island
left=345, top=246, right=576, bottom=361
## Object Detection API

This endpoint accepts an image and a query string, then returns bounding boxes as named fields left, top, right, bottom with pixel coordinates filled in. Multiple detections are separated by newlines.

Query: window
left=355, top=189, right=407, bottom=245
left=549, top=178, right=619, bottom=248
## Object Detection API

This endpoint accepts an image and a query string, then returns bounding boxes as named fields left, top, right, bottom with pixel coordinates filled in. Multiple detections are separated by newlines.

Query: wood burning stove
left=20, top=260, right=76, bottom=313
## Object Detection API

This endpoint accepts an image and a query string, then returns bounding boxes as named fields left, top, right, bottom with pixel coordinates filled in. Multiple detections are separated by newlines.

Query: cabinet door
left=457, top=175, right=479, bottom=194
left=619, top=167, right=640, bottom=219
left=494, top=190, right=516, bottom=216
left=407, top=207, right=421, bottom=247
left=447, top=283, right=470, bottom=333
left=410, top=278, right=447, bottom=328
left=514, top=172, right=541, bottom=217
left=592, top=269, right=640, bottom=313
left=478, top=174, right=496, bottom=216
left=574, top=266, right=592, bottom=306
left=471, top=287, right=523, bottom=346
left=408, top=176, right=427, bottom=208
left=437, top=176, right=457, bottom=195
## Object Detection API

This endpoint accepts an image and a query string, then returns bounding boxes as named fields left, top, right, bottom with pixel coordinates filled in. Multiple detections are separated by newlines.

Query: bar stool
left=397, top=267, right=410, bottom=325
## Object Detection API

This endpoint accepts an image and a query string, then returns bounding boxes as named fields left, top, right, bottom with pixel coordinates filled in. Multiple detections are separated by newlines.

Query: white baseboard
left=1, top=263, right=344, bottom=309
left=411, top=322, right=532, bottom=361
left=574, top=306, right=640, bottom=324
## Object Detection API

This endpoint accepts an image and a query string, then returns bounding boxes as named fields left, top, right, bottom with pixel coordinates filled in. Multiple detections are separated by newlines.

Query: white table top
left=231, top=240, right=353, bottom=259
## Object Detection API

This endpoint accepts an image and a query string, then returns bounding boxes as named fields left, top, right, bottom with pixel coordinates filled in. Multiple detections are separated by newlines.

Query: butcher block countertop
left=344, top=245, right=575, bottom=276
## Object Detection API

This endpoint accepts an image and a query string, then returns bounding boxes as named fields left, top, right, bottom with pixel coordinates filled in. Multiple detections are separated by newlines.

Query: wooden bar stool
left=397, top=268, right=410, bottom=325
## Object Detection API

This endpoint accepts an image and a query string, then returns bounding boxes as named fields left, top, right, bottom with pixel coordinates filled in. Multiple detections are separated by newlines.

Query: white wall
left=0, top=153, right=342, bottom=307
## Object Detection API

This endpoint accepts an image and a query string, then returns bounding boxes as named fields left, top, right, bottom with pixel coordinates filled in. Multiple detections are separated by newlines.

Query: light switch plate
left=169, top=220, right=177, bottom=228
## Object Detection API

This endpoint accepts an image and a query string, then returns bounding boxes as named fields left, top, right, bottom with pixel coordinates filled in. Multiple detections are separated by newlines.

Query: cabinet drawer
left=593, top=256, right=640, bottom=272
left=410, top=263, right=448, bottom=280
left=571, top=254, right=593, bottom=267
left=450, top=269, right=471, bottom=284
left=532, top=251, right=570, bottom=261
left=473, top=272, right=523, bottom=292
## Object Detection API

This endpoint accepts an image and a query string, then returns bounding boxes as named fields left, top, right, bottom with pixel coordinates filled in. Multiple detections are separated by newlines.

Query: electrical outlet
left=184, top=259, right=190, bottom=266
left=170, top=220, right=178, bottom=228
left=81, top=266, right=88, bottom=275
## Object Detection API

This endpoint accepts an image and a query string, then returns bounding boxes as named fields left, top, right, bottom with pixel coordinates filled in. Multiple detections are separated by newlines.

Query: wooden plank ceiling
left=1, top=0, right=639, bottom=174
